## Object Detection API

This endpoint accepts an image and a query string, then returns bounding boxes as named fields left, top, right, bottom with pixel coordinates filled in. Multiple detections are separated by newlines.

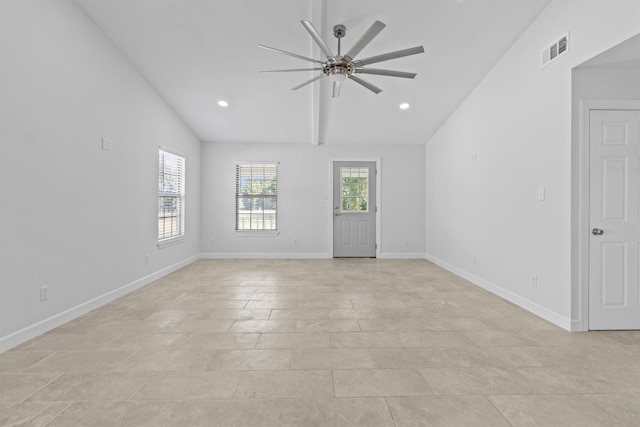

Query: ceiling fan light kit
left=259, top=20, right=424, bottom=97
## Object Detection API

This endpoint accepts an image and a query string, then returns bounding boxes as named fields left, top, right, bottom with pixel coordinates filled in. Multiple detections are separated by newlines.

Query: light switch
left=538, top=187, right=545, bottom=201
left=102, top=138, right=111, bottom=150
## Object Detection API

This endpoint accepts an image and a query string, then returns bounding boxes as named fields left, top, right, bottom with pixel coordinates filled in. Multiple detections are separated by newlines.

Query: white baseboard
left=379, top=253, right=426, bottom=259
left=200, top=253, right=331, bottom=259
left=425, top=253, right=572, bottom=331
left=201, top=253, right=426, bottom=260
left=0, top=254, right=200, bottom=352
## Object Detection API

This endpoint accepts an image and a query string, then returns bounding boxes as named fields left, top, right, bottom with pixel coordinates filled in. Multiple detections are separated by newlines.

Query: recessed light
left=218, top=100, right=229, bottom=107
left=399, top=103, right=410, bottom=110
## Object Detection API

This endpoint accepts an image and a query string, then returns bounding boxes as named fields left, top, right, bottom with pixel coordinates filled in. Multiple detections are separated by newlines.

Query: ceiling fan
left=258, top=20, right=424, bottom=97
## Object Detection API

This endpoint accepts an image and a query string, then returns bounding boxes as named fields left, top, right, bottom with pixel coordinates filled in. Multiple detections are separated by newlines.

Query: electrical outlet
left=531, top=275, right=538, bottom=288
left=473, top=255, right=477, bottom=264
left=293, top=239, right=299, bottom=246
left=403, top=239, right=408, bottom=247
left=538, top=188, right=546, bottom=201
left=145, top=254, right=149, bottom=265
left=40, top=285, right=49, bottom=301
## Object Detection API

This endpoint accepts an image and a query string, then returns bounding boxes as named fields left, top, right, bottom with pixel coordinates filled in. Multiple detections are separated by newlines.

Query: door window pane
left=340, top=167, right=368, bottom=212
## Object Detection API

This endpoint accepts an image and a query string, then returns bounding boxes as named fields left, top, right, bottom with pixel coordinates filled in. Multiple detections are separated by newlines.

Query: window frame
left=235, top=162, right=279, bottom=236
left=158, top=147, right=186, bottom=248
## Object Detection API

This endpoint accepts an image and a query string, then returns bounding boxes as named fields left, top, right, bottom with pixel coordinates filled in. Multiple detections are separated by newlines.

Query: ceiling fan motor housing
left=323, top=59, right=354, bottom=81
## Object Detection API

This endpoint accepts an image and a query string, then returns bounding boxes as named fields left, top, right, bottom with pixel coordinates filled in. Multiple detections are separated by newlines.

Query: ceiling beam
left=310, top=0, right=326, bottom=145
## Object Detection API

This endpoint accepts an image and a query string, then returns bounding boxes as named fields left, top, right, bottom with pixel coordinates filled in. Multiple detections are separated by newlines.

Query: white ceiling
left=75, top=0, right=552, bottom=145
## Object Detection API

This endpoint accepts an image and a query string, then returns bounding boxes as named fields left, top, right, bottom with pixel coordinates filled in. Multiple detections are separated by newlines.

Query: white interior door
left=589, top=109, right=640, bottom=330
left=333, top=161, right=376, bottom=258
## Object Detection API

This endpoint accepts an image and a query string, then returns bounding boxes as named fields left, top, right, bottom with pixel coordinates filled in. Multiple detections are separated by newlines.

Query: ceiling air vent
left=541, top=33, right=569, bottom=67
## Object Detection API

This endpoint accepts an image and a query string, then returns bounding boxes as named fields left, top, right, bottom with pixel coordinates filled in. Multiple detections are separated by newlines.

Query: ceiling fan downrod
left=325, top=24, right=352, bottom=82
left=333, top=24, right=346, bottom=56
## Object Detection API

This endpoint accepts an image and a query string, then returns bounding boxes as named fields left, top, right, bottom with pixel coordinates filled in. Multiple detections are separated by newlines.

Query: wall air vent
left=541, top=33, right=569, bottom=68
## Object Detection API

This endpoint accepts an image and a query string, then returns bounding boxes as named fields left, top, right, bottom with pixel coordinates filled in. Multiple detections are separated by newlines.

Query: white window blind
left=158, top=149, right=185, bottom=242
left=236, top=162, right=278, bottom=231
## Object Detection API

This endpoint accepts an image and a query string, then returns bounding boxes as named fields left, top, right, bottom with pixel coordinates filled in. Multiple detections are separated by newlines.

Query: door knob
left=592, top=228, right=604, bottom=236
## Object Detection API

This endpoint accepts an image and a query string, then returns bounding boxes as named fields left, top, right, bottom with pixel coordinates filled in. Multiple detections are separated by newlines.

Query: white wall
left=425, top=0, right=640, bottom=330
left=201, top=142, right=425, bottom=258
left=0, top=0, right=201, bottom=351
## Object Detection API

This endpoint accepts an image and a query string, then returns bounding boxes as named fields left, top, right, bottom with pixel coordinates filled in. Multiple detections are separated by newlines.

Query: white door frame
left=577, top=99, right=640, bottom=331
left=329, top=158, right=381, bottom=258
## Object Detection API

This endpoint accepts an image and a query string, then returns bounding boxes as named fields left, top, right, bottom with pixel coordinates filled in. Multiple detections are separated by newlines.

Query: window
left=340, top=167, right=369, bottom=212
left=158, top=149, right=185, bottom=244
left=236, top=162, right=278, bottom=231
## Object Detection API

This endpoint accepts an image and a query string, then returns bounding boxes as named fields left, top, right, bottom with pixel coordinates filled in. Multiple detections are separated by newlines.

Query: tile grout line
left=277, top=397, right=285, bottom=426
left=41, top=401, right=74, bottom=427
left=485, top=395, right=516, bottom=427
left=16, top=372, right=64, bottom=404
left=383, top=396, right=396, bottom=424
left=126, top=373, right=152, bottom=401
left=19, top=351, right=59, bottom=373
left=331, top=369, right=337, bottom=398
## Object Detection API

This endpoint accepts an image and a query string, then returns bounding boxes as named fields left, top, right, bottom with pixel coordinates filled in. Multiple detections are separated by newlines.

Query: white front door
left=333, top=161, right=376, bottom=257
left=589, top=109, right=640, bottom=330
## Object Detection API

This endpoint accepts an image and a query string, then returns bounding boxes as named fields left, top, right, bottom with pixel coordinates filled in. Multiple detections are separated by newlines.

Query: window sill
left=158, top=236, right=185, bottom=248
left=234, top=231, right=280, bottom=237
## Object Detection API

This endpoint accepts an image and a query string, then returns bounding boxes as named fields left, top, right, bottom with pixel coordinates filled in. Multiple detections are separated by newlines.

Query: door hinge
left=375, top=243, right=378, bottom=250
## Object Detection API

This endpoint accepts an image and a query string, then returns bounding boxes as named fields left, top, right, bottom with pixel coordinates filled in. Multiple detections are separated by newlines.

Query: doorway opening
left=573, top=34, right=640, bottom=331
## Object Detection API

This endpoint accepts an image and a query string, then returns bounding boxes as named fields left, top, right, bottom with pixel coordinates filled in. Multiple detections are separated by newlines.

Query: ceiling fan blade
left=348, top=74, right=382, bottom=94
left=352, top=46, right=425, bottom=67
left=355, top=68, right=417, bottom=79
left=301, top=20, right=335, bottom=59
left=343, top=20, right=386, bottom=62
left=258, top=44, right=325, bottom=65
left=260, top=68, right=324, bottom=73
left=292, top=73, right=327, bottom=91
left=332, top=81, right=341, bottom=98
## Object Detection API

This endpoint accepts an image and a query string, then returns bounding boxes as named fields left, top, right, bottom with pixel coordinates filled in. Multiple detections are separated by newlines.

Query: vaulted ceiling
left=75, top=0, right=552, bottom=145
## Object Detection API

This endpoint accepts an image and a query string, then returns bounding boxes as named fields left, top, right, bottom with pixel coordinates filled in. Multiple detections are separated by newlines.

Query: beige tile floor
left=1, top=259, right=639, bottom=426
